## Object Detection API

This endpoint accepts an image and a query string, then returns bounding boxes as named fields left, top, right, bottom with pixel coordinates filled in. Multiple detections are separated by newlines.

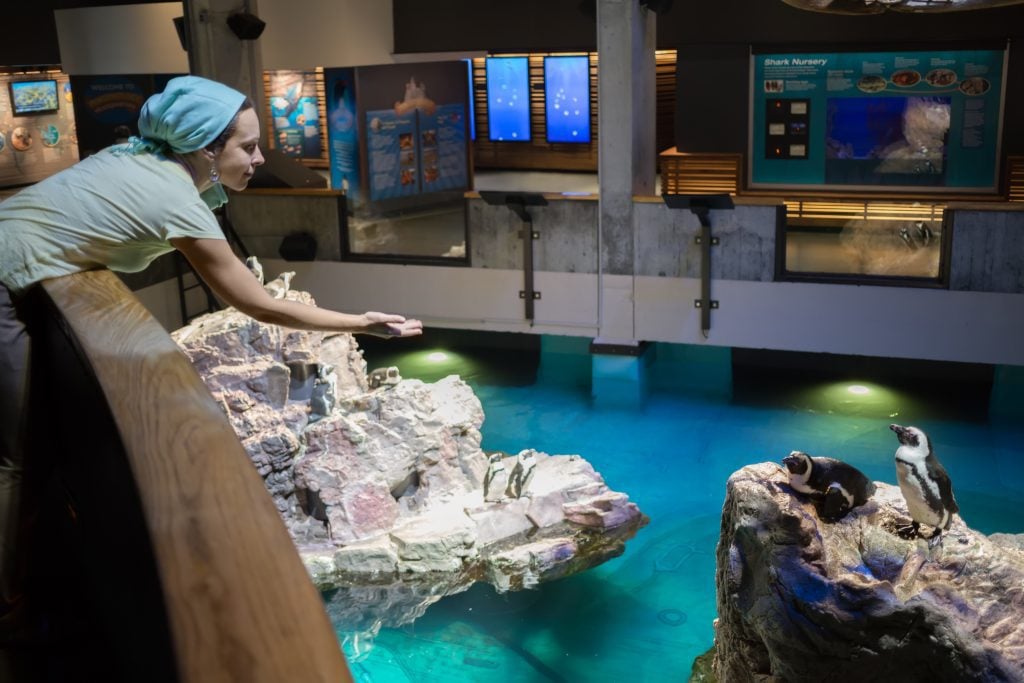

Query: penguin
left=245, top=255, right=264, bottom=284
left=309, top=363, right=338, bottom=419
left=483, top=453, right=507, bottom=502
left=368, top=366, right=402, bottom=390
left=890, top=424, right=959, bottom=546
left=782, top=451, right=876, bottom=521
left=504, top=450, right=537, bottom=500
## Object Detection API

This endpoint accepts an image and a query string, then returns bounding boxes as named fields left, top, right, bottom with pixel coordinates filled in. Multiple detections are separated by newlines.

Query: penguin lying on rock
left=890, top=424, right=959, bottom=547
left=782, top=451, right=876, bottom=521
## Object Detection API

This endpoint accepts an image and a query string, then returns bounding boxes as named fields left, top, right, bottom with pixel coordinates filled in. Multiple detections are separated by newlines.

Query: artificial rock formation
left=172, top=272, right=646, bottom=607
left=715, top=462, right=1024, bottom=682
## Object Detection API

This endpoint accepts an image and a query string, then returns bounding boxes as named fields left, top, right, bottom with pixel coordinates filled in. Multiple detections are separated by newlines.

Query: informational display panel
left=749, top=47, right=1006, bottom=193
left=324, top=60, right=470, bottom=211
left=69, top=74, right=180, bottom=158
left=485, top=57, right=530, bottom=142
left=324, top=68, right=361, bottom=199
left=0, top=72, right=79, bottom=187
left=544, top=55, right=591, bottom=143
left=267, top=70, right=323, bottom=159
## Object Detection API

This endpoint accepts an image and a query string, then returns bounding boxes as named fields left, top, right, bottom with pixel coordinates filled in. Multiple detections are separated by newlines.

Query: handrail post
left=662, top=193, right=735, bottom=338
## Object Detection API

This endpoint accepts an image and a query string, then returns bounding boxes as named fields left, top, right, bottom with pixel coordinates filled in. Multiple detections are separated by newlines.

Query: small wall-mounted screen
left=544, top=56, right=591, bottom=144
left=486, top=57, right=530, bottom=142
left=464, top=59, right=476, bottom=141
left=825, top=96, right=951, bottom=185
left=9, top=80, right=60, bottom=115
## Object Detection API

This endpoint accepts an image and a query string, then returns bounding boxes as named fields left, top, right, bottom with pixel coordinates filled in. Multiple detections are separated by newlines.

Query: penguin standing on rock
left=890, top=424, right=959, bottom=547
left=483, top=454, right=507, bottom=502
left=782, top=451, right=876, bottom=521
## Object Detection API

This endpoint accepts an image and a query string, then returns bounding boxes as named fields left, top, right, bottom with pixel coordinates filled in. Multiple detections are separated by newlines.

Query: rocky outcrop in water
left=714, top=462, right=1024, bottom=682
left=171, top=272, right=646, bottom=606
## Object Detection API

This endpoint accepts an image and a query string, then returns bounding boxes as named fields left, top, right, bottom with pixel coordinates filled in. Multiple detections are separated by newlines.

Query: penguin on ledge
left=782, top=451, right=876, bottom=521
left=890, top=423, right=959, bottom=547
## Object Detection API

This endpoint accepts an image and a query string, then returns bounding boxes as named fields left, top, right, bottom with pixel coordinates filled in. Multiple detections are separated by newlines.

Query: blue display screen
left=825, top=96, right=951, bottom=186
left=465, top=59, right=476, bottom=141
left=544, top=56, right=591, bottom=143
left=827, top=97, right=916, bottom=159
left=486, top=57, right=530, bottom=142
left=10, top=80, right=59, bottom=115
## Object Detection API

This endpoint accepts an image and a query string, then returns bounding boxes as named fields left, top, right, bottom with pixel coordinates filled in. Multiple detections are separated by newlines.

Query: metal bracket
left=694, top=299, right=719, bottom=309
left=520, top=291, right=542, bottom=300
left=694, top=236, right=720, bottom=246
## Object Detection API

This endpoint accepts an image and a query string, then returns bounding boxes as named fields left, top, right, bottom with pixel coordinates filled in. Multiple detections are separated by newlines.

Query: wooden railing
left=1008, top=156, right=1024, bottom=202
left=659, top=148, right=1023, bottom=206
left=658, top=149, right=743, bottom=196
left=21, top=270, right=351, bottom=682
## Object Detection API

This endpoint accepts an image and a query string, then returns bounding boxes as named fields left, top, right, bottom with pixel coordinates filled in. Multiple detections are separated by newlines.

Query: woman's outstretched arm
left=171, top=237, right=423, bottom=337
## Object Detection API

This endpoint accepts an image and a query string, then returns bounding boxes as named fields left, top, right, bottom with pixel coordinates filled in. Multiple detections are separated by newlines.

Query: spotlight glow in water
left=426, top=352, right=449, bottom=362
left=791, top=380, right=911, bottom=418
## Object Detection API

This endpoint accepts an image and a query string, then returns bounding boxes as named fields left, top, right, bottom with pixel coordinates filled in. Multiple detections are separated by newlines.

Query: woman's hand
left=363, top=312, right=424, bottom=338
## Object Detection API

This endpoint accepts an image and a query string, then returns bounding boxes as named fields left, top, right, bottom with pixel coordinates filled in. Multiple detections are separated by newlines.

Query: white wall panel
left=635, top=276, right=1024, bottom=365
left=257, top=0, right=394, bottom=69
left=137, top=261, right=1024, bottom=366
left=56, top=3, right=188, bottom=75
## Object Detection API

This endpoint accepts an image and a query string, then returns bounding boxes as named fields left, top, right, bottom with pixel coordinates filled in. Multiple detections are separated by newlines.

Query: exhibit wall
left=0, top=72, right=79, bottom=187
left=667, top=3, right=1024, bottom=160
left=388, top=0, right=1024, bottom=160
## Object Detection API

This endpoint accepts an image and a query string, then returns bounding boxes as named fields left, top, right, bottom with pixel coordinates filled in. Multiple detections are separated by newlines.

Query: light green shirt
left=0, top=146, right=226, bottom=293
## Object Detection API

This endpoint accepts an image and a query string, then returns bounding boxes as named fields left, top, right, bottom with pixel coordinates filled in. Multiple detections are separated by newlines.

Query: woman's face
left=214, top=108, right=264, bottom=191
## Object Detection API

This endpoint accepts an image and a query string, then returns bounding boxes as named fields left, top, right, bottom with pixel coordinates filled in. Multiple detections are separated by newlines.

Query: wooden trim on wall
left=1008, top=156, right=1024, bottom=202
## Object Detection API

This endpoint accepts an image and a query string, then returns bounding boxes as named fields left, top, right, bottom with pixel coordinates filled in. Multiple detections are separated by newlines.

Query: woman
left=0, top=76, right=422, bottom=621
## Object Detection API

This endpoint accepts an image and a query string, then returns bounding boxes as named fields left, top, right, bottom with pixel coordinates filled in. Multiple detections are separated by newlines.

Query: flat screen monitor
left=9, top=79, right=60, bottom=116
left=464, top=58, right=476, bottom=141
left=485, top=56, right=530, bottom=142
left=825, top=96, right=951, bottom=186
left=748, top=47, right=1006, bottom=193
left=544, top=55, right=591, bottom=144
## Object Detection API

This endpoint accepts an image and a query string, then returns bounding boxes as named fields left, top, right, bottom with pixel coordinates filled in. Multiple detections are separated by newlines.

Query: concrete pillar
left=990, top=364, right=1024, bottom=421
left=591, top=343, right=654, bottom=409
left=182, top=0, right=268, bottom=146
left=596, top=0, right=657, bottom=342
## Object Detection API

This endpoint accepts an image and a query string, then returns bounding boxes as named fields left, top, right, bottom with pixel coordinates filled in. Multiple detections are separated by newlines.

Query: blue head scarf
left=121, top=75, right=247, bottom=208
left=121, top=75, right=246, bottom=155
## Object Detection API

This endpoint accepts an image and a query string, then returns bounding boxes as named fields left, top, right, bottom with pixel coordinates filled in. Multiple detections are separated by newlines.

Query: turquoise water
left=332, top=339, right=1024, bottom=682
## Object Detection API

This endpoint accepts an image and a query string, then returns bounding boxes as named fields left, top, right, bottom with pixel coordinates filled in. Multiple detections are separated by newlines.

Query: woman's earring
left=209, top=161, right=221, bottom=184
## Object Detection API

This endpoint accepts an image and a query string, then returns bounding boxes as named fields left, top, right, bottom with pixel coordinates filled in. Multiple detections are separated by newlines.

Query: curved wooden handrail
left=33, top=270, right=351, bottom=682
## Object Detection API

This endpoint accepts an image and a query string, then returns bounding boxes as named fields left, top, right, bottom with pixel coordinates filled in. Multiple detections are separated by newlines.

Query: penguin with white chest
left=890, top=424, right=959, bottom=546
left=782, top=451, right=876, bottom=521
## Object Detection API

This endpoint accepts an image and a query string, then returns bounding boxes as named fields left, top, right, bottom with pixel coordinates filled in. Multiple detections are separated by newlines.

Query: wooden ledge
left=39, top=270, right=351, bottom=682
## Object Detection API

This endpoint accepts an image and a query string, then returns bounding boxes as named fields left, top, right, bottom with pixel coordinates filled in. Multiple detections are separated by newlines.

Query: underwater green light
left=787, top=380, right=911, bottom=419
left=426, top=352, right=449, bottom=362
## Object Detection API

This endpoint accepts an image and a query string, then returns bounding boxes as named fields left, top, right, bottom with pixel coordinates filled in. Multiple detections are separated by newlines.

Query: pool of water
left=332, top=337, right=1024, bottom=682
